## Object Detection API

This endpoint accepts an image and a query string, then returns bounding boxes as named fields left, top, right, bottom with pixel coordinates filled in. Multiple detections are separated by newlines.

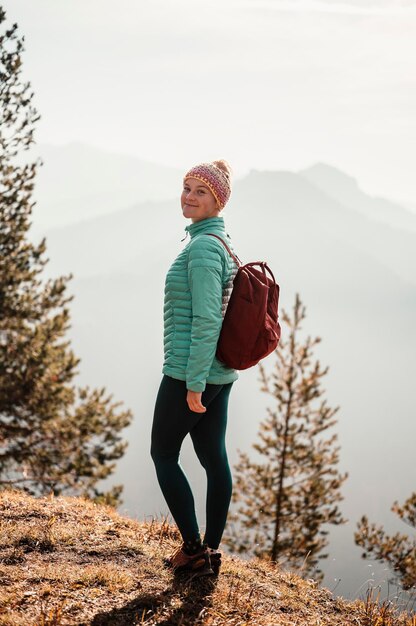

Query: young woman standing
left=151, top=160, right=239, bottom=578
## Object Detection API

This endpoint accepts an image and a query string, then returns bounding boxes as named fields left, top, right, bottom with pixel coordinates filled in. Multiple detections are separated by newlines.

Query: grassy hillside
left=0, top=490, right=413, bottom=626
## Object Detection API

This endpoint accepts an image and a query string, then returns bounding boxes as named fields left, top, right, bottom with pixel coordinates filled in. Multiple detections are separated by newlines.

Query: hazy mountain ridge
left=29, top=142, right=183, bottom=229
left=234, top=169, right=416, bottom=286
left=34, top=161, right=416, bottom=289
left=298, top=162, right=416, bottom=233
left=29, top=142, right=416, bottom=234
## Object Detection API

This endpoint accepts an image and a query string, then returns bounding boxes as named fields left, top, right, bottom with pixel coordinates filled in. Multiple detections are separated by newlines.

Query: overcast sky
left=3, top=0, right=416, bottom=206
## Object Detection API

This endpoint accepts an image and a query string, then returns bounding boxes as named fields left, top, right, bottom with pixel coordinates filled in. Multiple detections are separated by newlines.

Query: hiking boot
left=165, top=543, right=214, bottom=579
left=207, top=548, right=222, bottom=576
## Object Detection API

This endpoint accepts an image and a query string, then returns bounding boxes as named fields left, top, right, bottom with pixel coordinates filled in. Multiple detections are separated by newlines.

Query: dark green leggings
left=150, top=375, right=233, bottom=549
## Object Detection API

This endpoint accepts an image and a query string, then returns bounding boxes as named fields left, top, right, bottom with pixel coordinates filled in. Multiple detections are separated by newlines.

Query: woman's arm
left=186, top=238, right=224, bottom=399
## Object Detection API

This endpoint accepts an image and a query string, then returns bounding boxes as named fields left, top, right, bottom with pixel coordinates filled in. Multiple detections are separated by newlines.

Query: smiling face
left=181, top=177, right=221, bottom=223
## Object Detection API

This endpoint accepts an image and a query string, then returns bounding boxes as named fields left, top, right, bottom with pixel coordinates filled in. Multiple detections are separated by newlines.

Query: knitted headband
left=183, top=162, right=232, bottom=209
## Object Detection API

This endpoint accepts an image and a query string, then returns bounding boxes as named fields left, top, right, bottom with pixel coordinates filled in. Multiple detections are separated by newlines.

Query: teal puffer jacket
left=162, top=216, right=239, bottom=392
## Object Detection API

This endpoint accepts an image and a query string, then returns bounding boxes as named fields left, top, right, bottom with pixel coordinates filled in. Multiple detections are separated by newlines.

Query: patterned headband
left=183, top=162, right=232, bottom=209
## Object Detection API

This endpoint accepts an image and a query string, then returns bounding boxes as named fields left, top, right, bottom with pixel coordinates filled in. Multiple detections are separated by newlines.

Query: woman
left=151, top=159, right=239, bottom=579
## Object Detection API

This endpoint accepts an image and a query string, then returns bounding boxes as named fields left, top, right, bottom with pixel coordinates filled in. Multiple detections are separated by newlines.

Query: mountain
left=234, top=169, right=416, bottom=287
left=28, top=142, right=183, bottom=229
left=37, top=168, right=416, bottom=288
left=298, top=162, right=416, bottom=233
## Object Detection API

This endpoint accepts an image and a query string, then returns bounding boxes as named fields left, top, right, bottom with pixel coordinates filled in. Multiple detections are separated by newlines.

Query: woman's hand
left=187, top=390, right=206, bottom=413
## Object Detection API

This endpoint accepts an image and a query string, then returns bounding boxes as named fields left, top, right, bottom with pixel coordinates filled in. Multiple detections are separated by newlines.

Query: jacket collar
left=184, top=216, right=226, bottom=239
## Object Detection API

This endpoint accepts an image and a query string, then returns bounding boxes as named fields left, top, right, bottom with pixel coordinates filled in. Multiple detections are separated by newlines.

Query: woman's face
left=181, top=177, right=220, bottom=223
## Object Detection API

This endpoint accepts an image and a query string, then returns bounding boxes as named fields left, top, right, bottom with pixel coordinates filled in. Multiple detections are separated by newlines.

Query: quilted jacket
left=162, top=216, right=239, bottom=392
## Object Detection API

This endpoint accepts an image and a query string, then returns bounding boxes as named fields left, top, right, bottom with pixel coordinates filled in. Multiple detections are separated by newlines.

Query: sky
left=2, top=0, right=416, bottom=206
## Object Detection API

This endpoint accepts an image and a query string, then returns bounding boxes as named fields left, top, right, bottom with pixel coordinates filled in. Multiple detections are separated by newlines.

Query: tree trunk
left=271, top=359, right=295, bottom=562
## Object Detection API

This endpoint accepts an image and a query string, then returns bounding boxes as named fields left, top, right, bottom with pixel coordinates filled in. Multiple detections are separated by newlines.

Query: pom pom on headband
left=183, top=161, right=232, bottom=209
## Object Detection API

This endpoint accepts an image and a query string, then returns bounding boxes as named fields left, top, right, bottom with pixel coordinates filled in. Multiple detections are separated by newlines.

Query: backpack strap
left=205, top=233, right=242, bottom=267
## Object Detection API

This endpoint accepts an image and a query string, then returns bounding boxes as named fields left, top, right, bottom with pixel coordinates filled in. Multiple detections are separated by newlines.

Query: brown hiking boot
left=207, top=548, right=222, bottom=576
left=165, top=543, right=214, bottom=579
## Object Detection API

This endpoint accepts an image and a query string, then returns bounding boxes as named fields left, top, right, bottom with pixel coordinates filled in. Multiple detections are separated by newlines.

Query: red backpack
left=207, top=234, right=281, bottom=370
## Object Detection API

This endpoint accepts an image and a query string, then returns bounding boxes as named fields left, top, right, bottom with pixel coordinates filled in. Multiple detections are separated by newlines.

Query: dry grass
left=0, top=489, right=414, bottom=625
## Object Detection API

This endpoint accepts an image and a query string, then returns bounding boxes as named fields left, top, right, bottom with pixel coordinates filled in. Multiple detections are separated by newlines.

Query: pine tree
left=0, top=9, right=132, bottom=505
left=355, top=493, right=416, bottom=591
left=224, top=293, right=348, bottom=580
